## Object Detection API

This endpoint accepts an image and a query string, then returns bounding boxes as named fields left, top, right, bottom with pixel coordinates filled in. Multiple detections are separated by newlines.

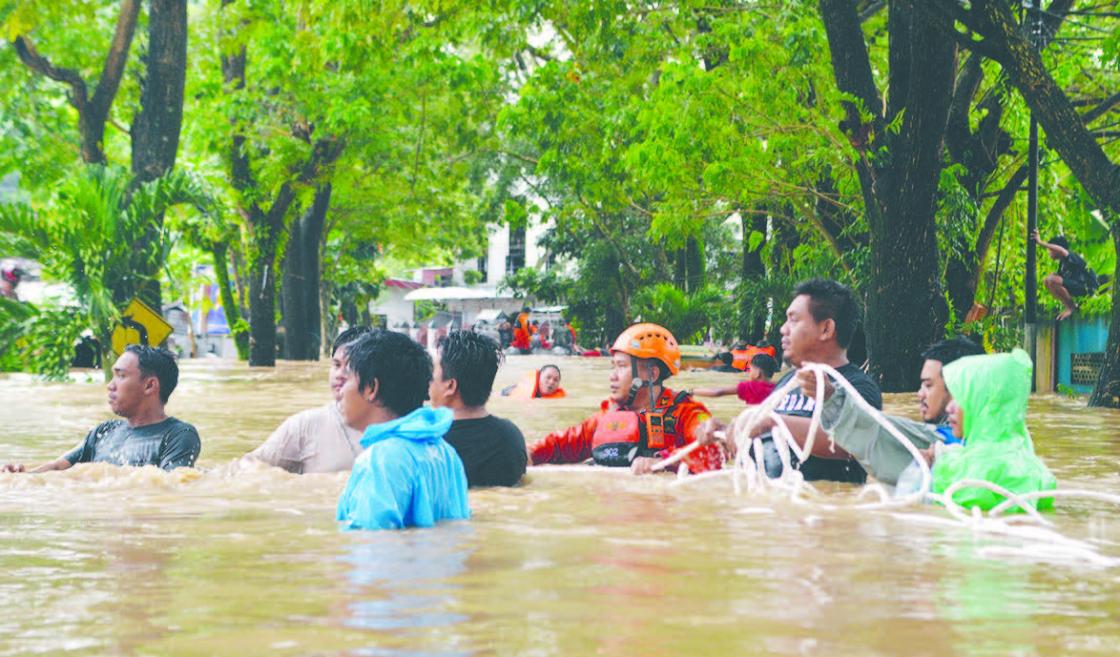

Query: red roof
left=384, top=278, right=425, bottom=290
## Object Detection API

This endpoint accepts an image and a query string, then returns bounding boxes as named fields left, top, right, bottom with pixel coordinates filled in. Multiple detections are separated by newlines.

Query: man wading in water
left=704, top=279, right=882, bottom=483
left=3, top=346, right=200, bottom=473
left=244, top=326, right=369, bottom=473
left=430, top=330, right=527, bottom=487
left=795, top=336, right=984, bottom=489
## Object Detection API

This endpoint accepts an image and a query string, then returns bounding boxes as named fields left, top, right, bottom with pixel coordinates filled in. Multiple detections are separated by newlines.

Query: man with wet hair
left=335, top=330, right=469, bottom=530
left=796, top=336, right=984, bottom=487
left=244, top=326, right=371, bottom=473
left=717, top=278, right=882, bottom=483
left=430, top=331, right=527, bottom=487
left=2, top=345, right=200, bottom=473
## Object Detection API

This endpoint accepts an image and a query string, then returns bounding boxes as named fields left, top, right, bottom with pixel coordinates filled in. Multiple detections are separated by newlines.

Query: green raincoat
left=932, top=349, right=1056, bottom=511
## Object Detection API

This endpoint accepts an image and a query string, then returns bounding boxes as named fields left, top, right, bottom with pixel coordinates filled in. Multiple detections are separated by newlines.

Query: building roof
left=404, top=286, right=516, bottom=301
left=383, top=278, right=425, bottom=290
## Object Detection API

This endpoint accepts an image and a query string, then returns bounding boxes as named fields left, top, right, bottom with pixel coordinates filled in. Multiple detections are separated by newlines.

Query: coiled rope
left=651, top=361, right=1120, bottom=564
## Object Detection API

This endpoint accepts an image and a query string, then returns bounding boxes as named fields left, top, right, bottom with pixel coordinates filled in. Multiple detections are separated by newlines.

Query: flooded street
left=1, top=356, right=1119, bottom=656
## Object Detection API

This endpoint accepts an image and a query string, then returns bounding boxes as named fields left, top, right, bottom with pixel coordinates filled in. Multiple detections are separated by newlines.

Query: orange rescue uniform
left=529, top=388, right=723, bottom=473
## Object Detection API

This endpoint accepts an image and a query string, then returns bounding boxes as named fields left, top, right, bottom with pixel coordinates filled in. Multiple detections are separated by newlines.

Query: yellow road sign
left=110, top=298, right=173, bottom=355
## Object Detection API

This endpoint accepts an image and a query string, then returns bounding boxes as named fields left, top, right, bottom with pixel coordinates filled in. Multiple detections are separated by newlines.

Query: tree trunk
left=212, top=242, right=249, bottom=360
left=865, top=5, right=955, bottom=390
left=282, top=185, right=331, bottom=360
left=1089, top=223, right=1120, bottom=407
left=821, top=0, right=955, bottom=391
left=130, top=0, right=188, bottom=311
left=740, top=213, right=767, bottom=342
left=249, top=237, right=279, bottom=366
left=319, top=274, right=335, bottom=358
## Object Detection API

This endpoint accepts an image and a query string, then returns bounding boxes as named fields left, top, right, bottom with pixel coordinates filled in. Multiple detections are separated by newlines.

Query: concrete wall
left=368, top=286, right=415, bottom=329
left=1056, top=315, right=1110, bottom=393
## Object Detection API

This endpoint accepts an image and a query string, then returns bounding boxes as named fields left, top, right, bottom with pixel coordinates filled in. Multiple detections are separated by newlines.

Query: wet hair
left=920, top=336, right=984, bottom=366
left=750, top=353, right=778, bottom=378
left=346, top=330, right=432, bottom=417
left=716, top=352, right=733, bottom=366
left=436, top=330, right=503, bottom=407
left=332, top=325, right=372, bottom=356
left=1049, top=235, right=1070, bottom=249
left=792, top=278, right=861, bottom=349
left=540, top=363, right=561, bottom=378
left=125, top=345, right=179, bottom=404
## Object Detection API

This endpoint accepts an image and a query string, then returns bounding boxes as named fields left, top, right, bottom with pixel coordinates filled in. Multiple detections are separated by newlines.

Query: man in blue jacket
left=336, top=330, right=469, bottom=530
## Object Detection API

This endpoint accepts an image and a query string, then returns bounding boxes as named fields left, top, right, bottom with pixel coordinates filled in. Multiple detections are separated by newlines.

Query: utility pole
left=1025, top=0, right=1043, bottom=390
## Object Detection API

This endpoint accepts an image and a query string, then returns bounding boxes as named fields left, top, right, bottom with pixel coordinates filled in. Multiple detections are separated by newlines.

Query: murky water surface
left=2, top=356, right=1119, bottom=656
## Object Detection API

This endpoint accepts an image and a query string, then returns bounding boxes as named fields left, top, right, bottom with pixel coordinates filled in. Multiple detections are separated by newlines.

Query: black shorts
left=1064, top=278, right=1092, bottom=298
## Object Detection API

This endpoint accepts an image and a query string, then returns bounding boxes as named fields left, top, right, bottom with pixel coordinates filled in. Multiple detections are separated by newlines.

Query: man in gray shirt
left=3, top=345, right=200, bottom=472
left=243, top=326, right=369, bottom=473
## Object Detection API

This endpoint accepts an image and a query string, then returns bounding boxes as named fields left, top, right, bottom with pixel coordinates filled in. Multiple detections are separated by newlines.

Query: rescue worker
left=511, top=307, right=532, bottom=352
left=527, top=323, right=723, bottom=474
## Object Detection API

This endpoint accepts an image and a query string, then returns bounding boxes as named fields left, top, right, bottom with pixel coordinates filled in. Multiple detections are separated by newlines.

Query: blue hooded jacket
left=337, top=407, right=470, bottom=530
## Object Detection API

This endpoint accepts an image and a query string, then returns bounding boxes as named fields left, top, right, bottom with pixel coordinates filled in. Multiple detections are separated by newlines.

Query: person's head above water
left=330, top=326, right=373, bottom=401
left=748, top=353, right=778, bottom=381
left=780, top=278, right=861, bottom=367
left=918, top=336, right=984, bottom=423
left=942, top=349, right=1031, bottom=442
left=608, top=323, right=680, bottom=408
left=109, top=345, right=179, bottom=421
left=538, top=364, right=562, bottom=396
left=430, top=330, right=503, bottom=410
left=339, top=330, right=432, bottom=430
left=934, top=349, right=1055, bottom=512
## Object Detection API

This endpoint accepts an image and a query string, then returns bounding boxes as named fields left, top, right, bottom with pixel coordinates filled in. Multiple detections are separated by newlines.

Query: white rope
left=675, top=361, right=1120, bottom=565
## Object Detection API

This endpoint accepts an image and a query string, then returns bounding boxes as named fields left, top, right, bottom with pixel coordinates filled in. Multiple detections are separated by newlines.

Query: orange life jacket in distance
left=506, top=370, right=566, bottom=400
left=731, top=344, right=778, bottom=371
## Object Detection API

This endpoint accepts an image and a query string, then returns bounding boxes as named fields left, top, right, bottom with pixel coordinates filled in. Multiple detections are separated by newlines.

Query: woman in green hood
left=932, top=349, right=1057, bottom=511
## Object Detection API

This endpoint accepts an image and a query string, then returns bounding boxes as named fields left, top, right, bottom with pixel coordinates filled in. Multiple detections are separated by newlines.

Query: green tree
left=0, top=165, right=213, bottom=375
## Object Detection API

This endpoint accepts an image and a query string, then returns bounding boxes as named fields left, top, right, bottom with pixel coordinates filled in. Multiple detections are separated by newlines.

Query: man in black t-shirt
left=1034, top=230, right=1102, bottom=321
left=740, top=278, right=882, bottom=483
left=3, top=345, right=200, bottom=473
left=430, top=331, right=527, bottom=487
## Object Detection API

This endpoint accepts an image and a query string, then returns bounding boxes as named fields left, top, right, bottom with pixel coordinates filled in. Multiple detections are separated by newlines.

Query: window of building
left=506, top=226, right=526, bottom=274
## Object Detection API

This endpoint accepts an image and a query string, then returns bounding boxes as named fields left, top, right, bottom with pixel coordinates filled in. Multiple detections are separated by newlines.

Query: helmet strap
left=624, top=358, right=661, bottom=411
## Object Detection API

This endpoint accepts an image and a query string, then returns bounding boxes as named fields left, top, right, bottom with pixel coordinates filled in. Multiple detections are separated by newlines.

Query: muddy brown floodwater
left=1, top=355, right=1119, bottom=656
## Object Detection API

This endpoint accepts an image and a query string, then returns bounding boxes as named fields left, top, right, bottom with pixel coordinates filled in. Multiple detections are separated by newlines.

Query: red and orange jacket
left=529, top=388, right=723, bottom=473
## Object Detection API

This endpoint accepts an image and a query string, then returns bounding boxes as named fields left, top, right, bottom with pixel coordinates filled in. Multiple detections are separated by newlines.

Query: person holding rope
left=709, top=279, right=881, bottom=483
left=795, top=336, right=984, bottom=487
left=527, top=323, right=723, bottom=474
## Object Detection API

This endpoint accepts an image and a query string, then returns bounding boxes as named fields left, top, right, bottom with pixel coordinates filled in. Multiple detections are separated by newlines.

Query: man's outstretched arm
left=2, top=457, right=73, bottom=473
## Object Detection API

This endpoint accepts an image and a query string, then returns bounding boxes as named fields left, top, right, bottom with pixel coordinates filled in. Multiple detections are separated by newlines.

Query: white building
left=368, top=219, right=564, bottom=330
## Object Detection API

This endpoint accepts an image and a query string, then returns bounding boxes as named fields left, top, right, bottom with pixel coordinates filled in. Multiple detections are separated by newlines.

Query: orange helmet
left=610, top=323, right=681, bottom=377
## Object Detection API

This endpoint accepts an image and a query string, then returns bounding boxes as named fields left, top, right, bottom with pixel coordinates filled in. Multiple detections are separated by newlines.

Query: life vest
left=505, top=370, right=566, bottom=400
left=731, top=344, right=778, bottom=371
left=590, top=390, right=692, bottom=467
left=511, top=313, right=532, bottom=351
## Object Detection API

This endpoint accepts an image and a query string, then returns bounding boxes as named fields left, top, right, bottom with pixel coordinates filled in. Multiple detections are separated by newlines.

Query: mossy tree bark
left=819, top=0, right=956, bottom=391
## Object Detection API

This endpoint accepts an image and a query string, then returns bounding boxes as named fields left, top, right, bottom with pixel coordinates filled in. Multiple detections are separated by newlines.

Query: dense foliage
left=0, top=1, right=1117, bottom=403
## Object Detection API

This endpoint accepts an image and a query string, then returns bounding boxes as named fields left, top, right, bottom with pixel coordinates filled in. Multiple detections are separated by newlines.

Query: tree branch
left=1084, top=90, right=1120, bottom=123
left=12, top=36, right=88, bottom=112
left=88, top=0, right=141, bottom=124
